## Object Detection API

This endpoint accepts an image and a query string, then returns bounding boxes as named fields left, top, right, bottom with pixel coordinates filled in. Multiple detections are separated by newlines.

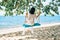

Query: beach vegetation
left=0, top=0, right=60, bottom=16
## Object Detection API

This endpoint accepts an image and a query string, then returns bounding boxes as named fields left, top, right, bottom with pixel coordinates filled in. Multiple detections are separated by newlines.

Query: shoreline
left=0, top=22, right=60, bottom=34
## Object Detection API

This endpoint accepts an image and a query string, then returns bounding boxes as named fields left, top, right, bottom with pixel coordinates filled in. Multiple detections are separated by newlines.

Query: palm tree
left=0, top=0, right=60, bottom=16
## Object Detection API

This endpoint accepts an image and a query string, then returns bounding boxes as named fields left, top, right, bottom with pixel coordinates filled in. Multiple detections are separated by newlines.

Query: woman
left=23, top=7, right=41, bottom=27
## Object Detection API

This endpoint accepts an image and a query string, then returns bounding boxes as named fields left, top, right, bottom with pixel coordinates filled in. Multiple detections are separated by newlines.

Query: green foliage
left=57, top=0, right=60, bottom=2
left=42, top=0, right=46, bottom=2
left=0, top=0, right=59, bottom=16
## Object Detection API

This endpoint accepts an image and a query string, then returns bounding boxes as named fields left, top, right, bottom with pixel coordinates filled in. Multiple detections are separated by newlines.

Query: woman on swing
left=23, top=7, right=41, bottom=27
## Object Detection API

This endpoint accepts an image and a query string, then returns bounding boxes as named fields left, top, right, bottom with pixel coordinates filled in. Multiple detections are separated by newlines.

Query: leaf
left=0, top=7, right=3, bottom=10
left=51, top=14, right=54, bottom=16
left=55, top=11, right=59, bottom=15
left=0, top=0, right=59, bottom=16
left=58, top=3, right=60, bottom=6
left=57, top=0, right=60, bottom=2
left=42, top=0, right=46, bottom=2
left=5, top=12, right=8, bottom=16
left=52, top=0, right=55, bottom=2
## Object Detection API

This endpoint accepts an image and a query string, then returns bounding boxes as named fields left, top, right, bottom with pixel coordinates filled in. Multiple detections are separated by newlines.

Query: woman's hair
left=29, top=7, right=35, bottom=14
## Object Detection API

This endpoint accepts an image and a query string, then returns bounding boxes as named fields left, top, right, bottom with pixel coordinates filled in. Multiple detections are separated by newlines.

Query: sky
left=0, top=0, right=60, bottom=16
left=0, top=0, right=2, bottom=2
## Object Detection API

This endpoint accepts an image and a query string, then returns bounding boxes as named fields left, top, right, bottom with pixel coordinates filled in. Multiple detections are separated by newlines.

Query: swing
left=34, top=16, right=41, bottom=26
left=23, top=8, right=41, bottom=27
left=23, top=17, right=41, bottom=28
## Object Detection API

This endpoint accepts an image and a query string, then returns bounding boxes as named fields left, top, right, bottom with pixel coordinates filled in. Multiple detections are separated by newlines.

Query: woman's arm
left=25, top=12, right=28, bottom=23
left=36, top=10, right=41, bottom=17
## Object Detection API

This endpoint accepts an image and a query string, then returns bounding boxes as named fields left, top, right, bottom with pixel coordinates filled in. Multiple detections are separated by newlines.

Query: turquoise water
left=0, top=16, right=60, bottom=28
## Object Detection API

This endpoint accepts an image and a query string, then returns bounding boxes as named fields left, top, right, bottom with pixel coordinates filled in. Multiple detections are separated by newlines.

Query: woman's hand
left=25, top=12, right=28, bottom=17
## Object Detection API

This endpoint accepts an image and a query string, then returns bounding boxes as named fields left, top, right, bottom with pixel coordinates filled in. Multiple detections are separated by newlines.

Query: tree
left=0, top=0, right=60, bottom=16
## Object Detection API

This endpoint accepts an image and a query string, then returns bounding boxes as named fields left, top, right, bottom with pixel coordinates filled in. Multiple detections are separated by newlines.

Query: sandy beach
left=0, top=22, right=60, bottom=40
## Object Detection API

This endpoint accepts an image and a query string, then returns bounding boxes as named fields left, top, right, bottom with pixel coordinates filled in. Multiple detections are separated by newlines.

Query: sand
left=0, top=22, right=60, bottom=40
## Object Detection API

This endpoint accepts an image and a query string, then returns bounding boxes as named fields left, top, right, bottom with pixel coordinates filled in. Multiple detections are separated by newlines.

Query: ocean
left=0, top=16, right=60, bottom=28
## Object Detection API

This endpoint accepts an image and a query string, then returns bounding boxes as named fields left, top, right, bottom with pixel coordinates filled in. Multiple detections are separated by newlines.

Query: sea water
left=0, top=16, right=60, bottom=28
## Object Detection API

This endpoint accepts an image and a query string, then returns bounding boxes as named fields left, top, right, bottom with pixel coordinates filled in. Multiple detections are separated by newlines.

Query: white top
left=25, top=12, right=35, bottom=25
